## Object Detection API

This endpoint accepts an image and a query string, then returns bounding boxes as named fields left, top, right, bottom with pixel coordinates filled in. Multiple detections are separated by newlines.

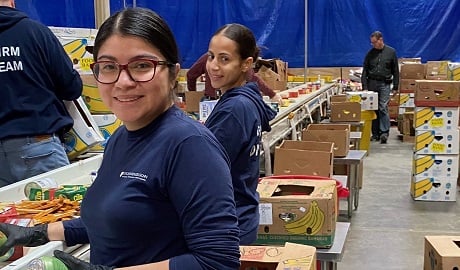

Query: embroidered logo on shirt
left=119, top=171, right=148, bottom=181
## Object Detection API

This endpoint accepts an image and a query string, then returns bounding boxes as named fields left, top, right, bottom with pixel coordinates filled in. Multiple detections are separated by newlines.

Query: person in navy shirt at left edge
left=0, top=7, right=240, bottom=270
left=0, top=0, right=82, bottom=187
left=205, top=23, right=277, bottom=245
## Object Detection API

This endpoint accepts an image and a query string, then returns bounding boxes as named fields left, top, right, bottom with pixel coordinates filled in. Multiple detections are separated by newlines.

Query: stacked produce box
left=411, top=78, right=460, bottom=201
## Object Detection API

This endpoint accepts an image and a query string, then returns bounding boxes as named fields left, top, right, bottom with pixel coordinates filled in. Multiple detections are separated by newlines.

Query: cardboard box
left=274, top=140, right=334, bottom=177
left=80, top=74, right=112, bottom=114
left=449, top=62, right=460, bottom=81
left=415, top=80, right=460, bottom=107
left=411, top=177, right=457, bottom=201
left=256, top=178, right=337, bottom=248
left=414, top=107, right=459, bottom=131
left=330, top=94, right=347, bottom=103
left=414, top=129, right=459, bottom=155
left=90, top=114, right=124, bottom=152
left=398, top=57, right=422, bottom=64
left=345, top=91, right=378, bottom=110
left=184, top=91, right=204, bottom=112
left=425, top=235, right=460, bottom=270
left=413, top=154, right=459, bottom=178
left=330, top=102, right=361, bottom=122
left=63, top=97, right=104, bottom=160
left=240, top=242, right=316, bottom=270
left=400, top=63, right=425, bottom=79
left=302, top=124, right=350, bottom=157
left=399, top=79, right=417, bottom=93
left=426, top=61, right=449, bottom=77
left=49, top=27, right=97, bottom=75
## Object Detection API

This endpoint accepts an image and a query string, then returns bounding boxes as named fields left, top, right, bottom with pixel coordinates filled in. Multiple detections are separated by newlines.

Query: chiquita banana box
left=414, top=107, right=459, bottom=131
left=90, top=114, right=124, bottom=152
left=255, top=178, right=337, bottom=248
left=63, top=97, right=104, bottom=160
left=80, top=74, right=112, bottom=114
left=410, top=176, right=457, bottom=201
left=49, top=26, right=96, bottom=75
left=414, top=129, right=459, bottom=155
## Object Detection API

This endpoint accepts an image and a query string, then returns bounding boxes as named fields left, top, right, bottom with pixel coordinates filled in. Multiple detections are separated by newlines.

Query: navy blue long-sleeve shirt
left=63, top=106, right=240, bottom=269
left=205, top=82, right=276, bottom=244
left=0, top=7, right=82, bottom=139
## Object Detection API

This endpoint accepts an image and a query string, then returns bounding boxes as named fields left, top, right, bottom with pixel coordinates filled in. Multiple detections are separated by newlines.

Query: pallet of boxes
left=243, top=124, right=352, bottom=269
left=410, top=62, right=459, bottom=201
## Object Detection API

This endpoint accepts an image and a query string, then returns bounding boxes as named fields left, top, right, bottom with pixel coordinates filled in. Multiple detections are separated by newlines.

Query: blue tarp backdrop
left=15, top=0, right=460, bottom=68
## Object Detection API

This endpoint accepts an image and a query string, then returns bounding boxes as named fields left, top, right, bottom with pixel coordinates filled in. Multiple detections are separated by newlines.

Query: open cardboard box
left=255, top=178, right=337, bottom=248
left=302, top=124, right=350, bottom=157
left=274, top=140, right=334, bottom=177
left=424, top=235, right=460, bottom=270
left=240, top=242, right=316, bottom=270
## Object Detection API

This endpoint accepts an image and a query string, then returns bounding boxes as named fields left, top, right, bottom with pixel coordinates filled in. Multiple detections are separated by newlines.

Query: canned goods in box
left=24, top=178, right=59, bottom=198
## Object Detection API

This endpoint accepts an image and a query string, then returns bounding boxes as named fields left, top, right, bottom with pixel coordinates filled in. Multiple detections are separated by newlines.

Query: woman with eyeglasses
left=0, top=7, right=240, bottom=270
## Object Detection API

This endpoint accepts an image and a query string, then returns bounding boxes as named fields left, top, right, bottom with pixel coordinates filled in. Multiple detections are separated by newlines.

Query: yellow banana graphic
left=414, top=107, right=434, bottom=128
left=412, top=178, right=433, bottom=198
left=284, top=204, right=315, bottom=230
left=82, top=84, right=111, bottom=113
left=415, top=131, right=434, bottom=152
left=63, top=38, right=88, bottom=62
left=284, top=201, right=324, bottom=235
left=437, top=87, right=453, bottom=101
left=414, top=155, right=434, bottom=175
left=399, top=94, right=410, bottom=105
left=282, top=255, right=314, bottom=266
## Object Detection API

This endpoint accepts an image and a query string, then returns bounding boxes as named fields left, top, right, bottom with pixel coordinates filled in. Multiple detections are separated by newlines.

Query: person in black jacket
left=0, top=0, right=82, bottom=187
left=361, top=31, right=399, bottom=144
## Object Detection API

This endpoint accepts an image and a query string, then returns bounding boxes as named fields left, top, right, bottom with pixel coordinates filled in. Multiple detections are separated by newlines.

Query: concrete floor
left=337, top=126, right=460, bottom=270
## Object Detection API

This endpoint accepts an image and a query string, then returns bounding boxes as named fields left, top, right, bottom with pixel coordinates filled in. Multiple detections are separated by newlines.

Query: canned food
left=24, top=178, right=59, bottom=199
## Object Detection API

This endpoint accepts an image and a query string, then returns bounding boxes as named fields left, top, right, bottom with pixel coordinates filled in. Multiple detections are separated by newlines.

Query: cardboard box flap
left=257, top=178, right=336, bottom=199
left=428, top=236, right=460, bottom=256
left=277, top=242, right=316, bottom=270
left=306, top=124, right=350, bottom=132
left=240, top=242, right=316, bottom=270
left=280, top=140, right=334, bottom=152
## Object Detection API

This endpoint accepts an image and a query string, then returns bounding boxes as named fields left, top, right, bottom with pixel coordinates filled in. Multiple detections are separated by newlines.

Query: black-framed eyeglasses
left=90, top=58, right=174, bottom=84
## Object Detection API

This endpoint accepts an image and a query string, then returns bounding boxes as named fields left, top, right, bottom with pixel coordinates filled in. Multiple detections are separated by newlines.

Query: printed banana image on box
left=91, top=114, right=124, bottom=152
left=49, top=27, right=97, bottom=75
left=414, top=107, right=459, bottom=131
left=80, top=74, right=112, bottom=114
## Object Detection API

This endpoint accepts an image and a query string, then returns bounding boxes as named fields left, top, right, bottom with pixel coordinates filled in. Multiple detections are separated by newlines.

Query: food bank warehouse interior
left=1, top=0, right=460, bottom=269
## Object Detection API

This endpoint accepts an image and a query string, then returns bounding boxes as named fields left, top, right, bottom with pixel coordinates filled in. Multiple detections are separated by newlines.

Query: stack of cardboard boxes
left=410, top=79, right=460, bottom=201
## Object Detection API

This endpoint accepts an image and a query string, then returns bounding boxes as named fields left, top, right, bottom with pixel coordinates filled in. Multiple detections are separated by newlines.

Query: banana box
left=424, top=236, right=460, bottom=270
left=90, top=114, right=124, bottom=152
left=449, top=62, right=460, bottom=81
left=345, top=91, right=378, bottom=110
left=399, top=93, right=415, bottom=108
left=63, top=97, right=104, bottom=160
left=413, top=154, right=459, bottom=178
left=414, top=129, right=459, bottom=155
left=255, top=178, right=337, bottom=248
left=414, top=107, right=459, bottom=131
left=49, top=27, right=97, bottom=75
left=411, top=177, right=457, bottom=201
left=399, top=79, right=417, bottom=93
left=414, top=80, right=460, bottom=107
left=240, top=242, right=316, bottom=270
left=80, top=74, right=112, bottom=114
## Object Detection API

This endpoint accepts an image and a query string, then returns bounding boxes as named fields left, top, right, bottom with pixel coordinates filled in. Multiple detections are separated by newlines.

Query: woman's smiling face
left=96, top=34, right=177, bottom=130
